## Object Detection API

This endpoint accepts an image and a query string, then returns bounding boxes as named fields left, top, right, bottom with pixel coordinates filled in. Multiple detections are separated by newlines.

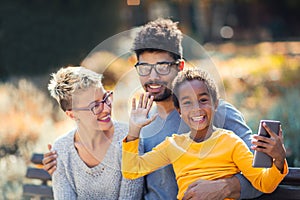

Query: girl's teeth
left=192, top=116, right=204, bottom=121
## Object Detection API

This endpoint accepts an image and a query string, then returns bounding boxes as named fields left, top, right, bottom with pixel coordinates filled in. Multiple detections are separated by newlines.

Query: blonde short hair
left=48, top=66, right=103, bottom=111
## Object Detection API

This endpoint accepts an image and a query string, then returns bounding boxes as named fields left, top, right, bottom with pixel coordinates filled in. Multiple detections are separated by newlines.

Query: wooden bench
left=23, top=153, right=53, bottom=200
left=253, top=167, right=300, bottom=200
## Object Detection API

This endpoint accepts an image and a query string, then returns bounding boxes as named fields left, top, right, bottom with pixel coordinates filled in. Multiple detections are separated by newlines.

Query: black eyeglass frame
left=71, top=91, right=113, bottom=115
left=134, top=60, right=180, bottom=76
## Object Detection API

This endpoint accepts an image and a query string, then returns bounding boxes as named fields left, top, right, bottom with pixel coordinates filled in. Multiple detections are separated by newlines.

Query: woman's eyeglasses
left=71, top=91, right=113, bottom=115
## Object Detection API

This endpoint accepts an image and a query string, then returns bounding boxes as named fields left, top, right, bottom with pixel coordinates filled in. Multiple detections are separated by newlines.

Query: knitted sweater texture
left=52, top=121, right=143, bottom=200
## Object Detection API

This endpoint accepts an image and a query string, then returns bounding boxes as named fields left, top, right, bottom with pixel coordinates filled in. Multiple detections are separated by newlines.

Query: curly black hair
left=132, top=18, right=183, bottom=60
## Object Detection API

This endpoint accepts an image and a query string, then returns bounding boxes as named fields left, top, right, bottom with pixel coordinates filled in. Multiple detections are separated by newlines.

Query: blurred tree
left=1, top=0, right=300, bottom=80
left=0, top=0, right=122, bottom=80
left=125, top=0, right=300, bottom=42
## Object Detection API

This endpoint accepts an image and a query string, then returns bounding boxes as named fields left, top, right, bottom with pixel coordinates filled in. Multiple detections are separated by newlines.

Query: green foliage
left=212, top=44, right=300, bottom=166
left=267, top=88, right=300, bottom=167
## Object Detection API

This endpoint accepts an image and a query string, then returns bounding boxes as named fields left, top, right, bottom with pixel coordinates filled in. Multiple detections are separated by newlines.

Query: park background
left=0, top=0, right=300, bottom=199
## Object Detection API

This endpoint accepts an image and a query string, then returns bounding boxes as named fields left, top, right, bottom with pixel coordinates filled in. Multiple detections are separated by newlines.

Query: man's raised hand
left=128, top=93, right=157, bottom=140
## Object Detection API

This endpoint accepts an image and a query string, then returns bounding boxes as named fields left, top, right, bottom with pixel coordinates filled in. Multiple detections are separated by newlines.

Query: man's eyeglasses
left=134, top=61, right=179, bottom=76
left=71, top=91, right=113, bottom=115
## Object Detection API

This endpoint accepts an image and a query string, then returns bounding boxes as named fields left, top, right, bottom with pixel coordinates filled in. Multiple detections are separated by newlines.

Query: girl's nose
left=192, top=102, right=202, bottom=110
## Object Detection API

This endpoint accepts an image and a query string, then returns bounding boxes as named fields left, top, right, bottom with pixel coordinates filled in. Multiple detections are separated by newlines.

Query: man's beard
left=151, top=88, right=172, bottom=102
left=144, top=80, right=172, bottom=102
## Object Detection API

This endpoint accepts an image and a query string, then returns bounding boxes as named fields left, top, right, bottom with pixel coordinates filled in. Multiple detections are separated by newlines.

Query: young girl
left=122, top=68, right=288, bottom=200
left=48, top=66, right=143, bottom=199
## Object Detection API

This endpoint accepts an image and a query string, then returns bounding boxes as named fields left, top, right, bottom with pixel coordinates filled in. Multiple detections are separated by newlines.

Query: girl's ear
left=177, top=107, right=181, bottom=115
left=178, top=60, right=185, bottom=71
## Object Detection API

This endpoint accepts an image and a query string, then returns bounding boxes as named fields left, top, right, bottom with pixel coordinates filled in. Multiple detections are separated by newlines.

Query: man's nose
left=149, top=66, right=159, bottom=80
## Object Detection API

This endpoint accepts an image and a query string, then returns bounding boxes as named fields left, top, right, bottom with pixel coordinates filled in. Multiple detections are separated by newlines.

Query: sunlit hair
left=172, top=68, right=219, bottom=109
left=132, top=18, right=183, bottom=60
left=48, top=66, right=103, bottom=111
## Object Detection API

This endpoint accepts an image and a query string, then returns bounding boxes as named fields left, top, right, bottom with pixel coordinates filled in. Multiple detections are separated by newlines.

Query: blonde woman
left=47, top=66, right=143, bottom=199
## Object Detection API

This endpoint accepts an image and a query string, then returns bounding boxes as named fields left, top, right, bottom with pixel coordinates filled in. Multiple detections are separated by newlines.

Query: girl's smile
left=177, top=79, right=217, bottom=141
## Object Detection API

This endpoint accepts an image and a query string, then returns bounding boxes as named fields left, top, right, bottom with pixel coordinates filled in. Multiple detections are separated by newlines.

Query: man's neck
left=155, top=97, right=177, bottom=119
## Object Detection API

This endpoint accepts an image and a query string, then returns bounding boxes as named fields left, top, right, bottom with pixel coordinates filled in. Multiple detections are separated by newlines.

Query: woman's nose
left=102, top=101, right=112, bottom=112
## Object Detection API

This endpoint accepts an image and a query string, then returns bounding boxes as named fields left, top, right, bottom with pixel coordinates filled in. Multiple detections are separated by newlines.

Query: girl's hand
left=251, top=123, right=286, bottom=172
left=128, top=93, right=157, bottom=140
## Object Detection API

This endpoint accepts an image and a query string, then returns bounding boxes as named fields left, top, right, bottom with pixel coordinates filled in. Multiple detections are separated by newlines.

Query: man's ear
left=178, top=60, right=185, bottom=71
left=177, top=107, right=181, bottom=115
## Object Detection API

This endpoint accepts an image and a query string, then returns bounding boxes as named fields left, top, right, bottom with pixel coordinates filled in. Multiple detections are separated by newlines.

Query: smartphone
left=252, top=120, right=281, bottom=168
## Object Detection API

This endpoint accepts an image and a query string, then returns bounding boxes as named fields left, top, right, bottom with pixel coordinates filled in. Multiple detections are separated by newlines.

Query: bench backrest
left=23, top=153, right=53, bottom=199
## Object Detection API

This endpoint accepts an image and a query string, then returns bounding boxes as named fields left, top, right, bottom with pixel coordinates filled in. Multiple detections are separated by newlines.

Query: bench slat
left=281, top=167, right=300, bottom=186
left=23, top=184, right=53, bottom=198
left=26, top=167, right=51, bottom=182
left=253, top=185, right=300, bottom=200
left=31, top=153, right=44, bottom=165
